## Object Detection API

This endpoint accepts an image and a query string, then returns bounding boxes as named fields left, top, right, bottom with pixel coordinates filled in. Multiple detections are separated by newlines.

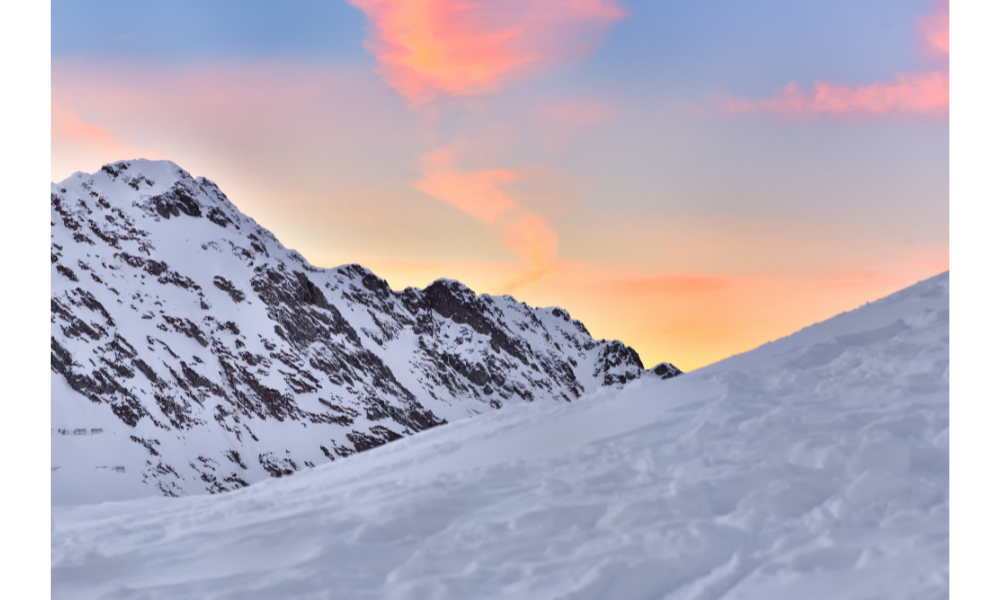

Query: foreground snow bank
left=51, top=273, right=949, bottom=599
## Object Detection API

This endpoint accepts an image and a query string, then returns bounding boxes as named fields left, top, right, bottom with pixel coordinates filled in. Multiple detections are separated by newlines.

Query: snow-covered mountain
left=51, top=273, right=949, bottom=599
left=51, top=159, right=680, bottom=504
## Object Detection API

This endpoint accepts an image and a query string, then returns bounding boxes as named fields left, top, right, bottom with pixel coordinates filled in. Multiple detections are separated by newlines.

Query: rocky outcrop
left=652, top=362, right=683, bottom=379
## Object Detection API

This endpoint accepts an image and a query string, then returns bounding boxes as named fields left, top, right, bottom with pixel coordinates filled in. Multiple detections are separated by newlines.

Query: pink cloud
left=918, top=0, right=949, bottom=58
left=414, top=148, right=519, bottom=222
left=346, top=0, right=625, bottom=103
left=503, top=212, right=559, bottom=271
left=51, top=103, right=161, bottom=179
left=414, top=147, right=559, bottom=273
left=51, top=104, right=161, bottom=158
left=52, top=104, right=123, bottom=149
left=720, top=1, right=949, bottom=119
left=725, top=72, right=949, bottom=118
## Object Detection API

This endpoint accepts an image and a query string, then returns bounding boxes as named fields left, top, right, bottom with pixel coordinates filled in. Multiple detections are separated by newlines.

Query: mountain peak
left=58, top=159, right=191, bottom=188
left=51, top=159, right=677, bottom=504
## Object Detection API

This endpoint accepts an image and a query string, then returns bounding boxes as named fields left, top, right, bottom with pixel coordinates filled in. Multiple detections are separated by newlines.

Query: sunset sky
left=50, top=0, right=949, bottom=371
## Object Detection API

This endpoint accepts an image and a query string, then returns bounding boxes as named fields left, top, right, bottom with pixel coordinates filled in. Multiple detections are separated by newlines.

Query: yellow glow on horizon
left=323, top=254, right=949, bottom=372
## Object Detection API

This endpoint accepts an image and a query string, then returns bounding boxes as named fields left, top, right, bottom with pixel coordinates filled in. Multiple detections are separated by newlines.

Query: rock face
left=51, top=159, right=682, bottom=503
left=651, top=362, right=683, bottom=380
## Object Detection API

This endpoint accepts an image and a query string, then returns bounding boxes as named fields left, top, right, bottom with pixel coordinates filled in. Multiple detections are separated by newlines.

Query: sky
left=50, top=0, right=949, bottom=371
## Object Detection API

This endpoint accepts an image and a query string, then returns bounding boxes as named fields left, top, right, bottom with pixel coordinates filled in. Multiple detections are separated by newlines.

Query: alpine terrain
left=51, top=272, right=950, bottom=599
left=51, top=159, right=680, bottom=505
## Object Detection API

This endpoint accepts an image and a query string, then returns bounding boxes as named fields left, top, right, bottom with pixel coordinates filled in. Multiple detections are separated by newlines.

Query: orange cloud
left=414, top=147, right=559, bottom=277
left=725, top=72, right=949, bottom=117
left=414, top=148, right=519, bottom=222
left=51, top=104, right=161, bottom=158
left=51, top=104, right=160, bottom=178
left=347, top=0, right=625, bottom=103
left=503, top=212, right=558, bottom=271
left=52, top=104, right=123, bottom=149
left=918, top=0, right=949, bottom=58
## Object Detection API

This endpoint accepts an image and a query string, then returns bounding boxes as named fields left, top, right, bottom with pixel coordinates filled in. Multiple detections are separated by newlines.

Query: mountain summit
left=51, top=159, right=680, bottom=504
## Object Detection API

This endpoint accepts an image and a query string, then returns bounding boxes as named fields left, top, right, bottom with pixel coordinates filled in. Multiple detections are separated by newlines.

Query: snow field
left=51, top=272, right=948, bottom=599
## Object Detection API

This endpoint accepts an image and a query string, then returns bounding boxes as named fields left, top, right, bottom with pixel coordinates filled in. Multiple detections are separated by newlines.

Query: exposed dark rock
left=258, top=452, right=297, bottom=477
left=101, top=162, right=129, bottom=179
left=56, top=265, right=78, bottom=282
left=151, top=184, right=202, bottom=219
left=593, top=341, right=645, bottom=385
left=213, top=276, right=246, bottom=303
left=130, top=435, right=161, bottom=456
left=162, top=315, right=209, bottom=347
left=224, top=449, right=248, bottom=470
left=207, top=207, right=235, bottom=228
left=76, top=289, right=115, bottom=326
left=346, top=425, right=404, bottom=452
left=132, top=358, right=159, bottom=383
left=652, top=362, right=683, bottom=379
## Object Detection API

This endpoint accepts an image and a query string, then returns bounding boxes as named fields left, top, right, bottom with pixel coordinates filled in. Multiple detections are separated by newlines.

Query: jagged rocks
left=652, top=362, right=683, bottom=379
left=212, top=276, right=246, bottom=303
left=149, top=184, right=203, bottom=219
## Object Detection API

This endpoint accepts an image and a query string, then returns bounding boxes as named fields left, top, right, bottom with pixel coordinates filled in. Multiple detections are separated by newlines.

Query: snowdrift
left=51, top=272, right=949, bottom=599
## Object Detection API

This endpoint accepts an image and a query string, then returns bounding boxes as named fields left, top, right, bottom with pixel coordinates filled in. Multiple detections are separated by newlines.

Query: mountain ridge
left=51, top=158, right=681, bottom=504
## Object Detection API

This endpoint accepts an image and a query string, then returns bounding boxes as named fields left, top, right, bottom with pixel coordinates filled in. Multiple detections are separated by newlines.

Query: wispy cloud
left=344, top=1, right=624, bottom=287
left=53, top=104, right=133, bottom=153
left=347, top=0, right=625, bottom=103
left=503, top=212, right=558, bottom=272
left=917, top=0, right=949, bottom=59
left=414, top=147, right=558, bottom=281
left=723, top=72, right=948, bottom=118
left=718, top=1, right=949, bottom=119
left=51, top=104, right=160, bottom=178
left=414, top=148, right=519, bottom=222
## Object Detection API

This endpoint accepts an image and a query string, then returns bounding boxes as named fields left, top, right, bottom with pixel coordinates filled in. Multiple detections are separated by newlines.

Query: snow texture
left=51, top=160, right=673, bottom=505
left=51, top=270, right=949, bottom=599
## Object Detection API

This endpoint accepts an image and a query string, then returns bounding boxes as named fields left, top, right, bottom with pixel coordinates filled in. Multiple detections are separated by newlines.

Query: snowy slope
left=51, top=272, right=949, bottom=599
left=51, top=160, right=677, bottom=505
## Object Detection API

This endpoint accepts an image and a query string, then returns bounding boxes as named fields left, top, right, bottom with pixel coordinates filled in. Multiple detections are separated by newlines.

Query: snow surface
left=51, top=273, right=949, bottom=599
